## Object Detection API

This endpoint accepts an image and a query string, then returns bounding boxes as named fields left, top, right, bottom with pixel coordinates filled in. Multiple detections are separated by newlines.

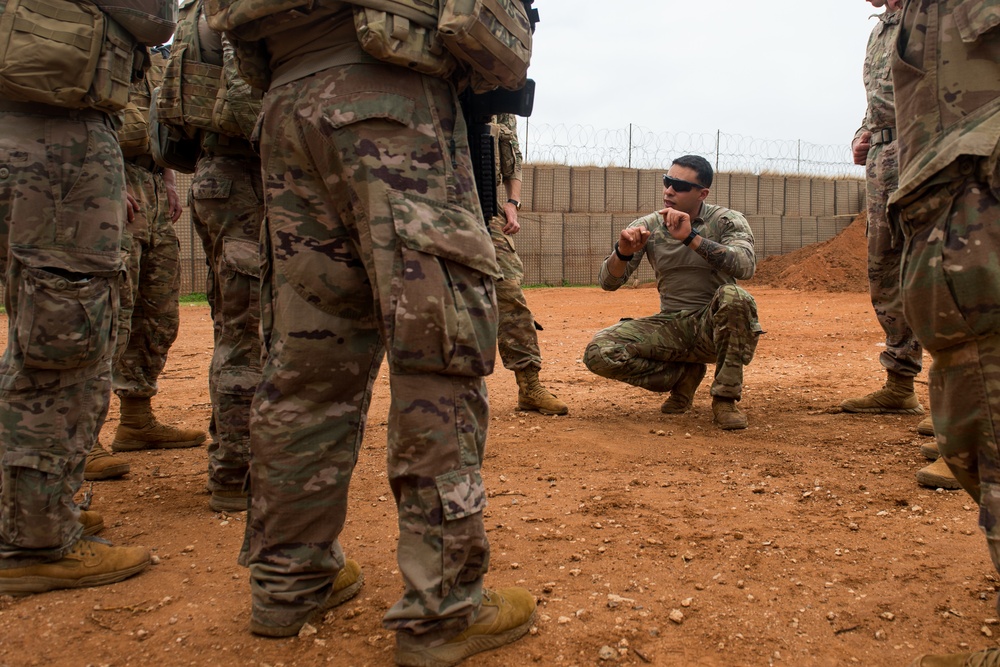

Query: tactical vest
left=205, top=0, right=532, bottom=93
left=0, top=0, right=143, bottom=112
left=118, top=50, right=166, bottom=157
left=157, top=0, right=260, bottom=140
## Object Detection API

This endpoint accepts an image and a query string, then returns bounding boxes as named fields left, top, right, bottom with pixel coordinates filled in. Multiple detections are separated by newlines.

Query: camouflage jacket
left=599, top=204, right=756, bottom=314
left=890, top=0, right=1000, bottom=201
left=492, top=113, right=523, bottom=185
left=854, top=9, right=899, bottom=144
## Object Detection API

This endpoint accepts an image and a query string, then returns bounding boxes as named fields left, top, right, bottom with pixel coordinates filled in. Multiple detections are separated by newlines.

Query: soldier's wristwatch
left=507, top=198, right=521, bottom=210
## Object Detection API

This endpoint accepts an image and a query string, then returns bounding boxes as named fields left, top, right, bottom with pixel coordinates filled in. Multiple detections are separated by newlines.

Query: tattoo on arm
left=693, top=237, right=743, bottom=274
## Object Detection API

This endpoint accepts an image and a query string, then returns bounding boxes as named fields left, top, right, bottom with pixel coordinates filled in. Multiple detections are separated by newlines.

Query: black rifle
left=461, top=81, right=535, bottom=224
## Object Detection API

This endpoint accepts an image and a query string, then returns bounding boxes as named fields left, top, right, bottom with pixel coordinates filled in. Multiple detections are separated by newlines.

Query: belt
left=0, top=100, right=108, bottom=122
left=125, top=154, right=163, bottom=173
left=201, top=133, right=257, bottom=158
left=870, top=127, right=895, bottom=146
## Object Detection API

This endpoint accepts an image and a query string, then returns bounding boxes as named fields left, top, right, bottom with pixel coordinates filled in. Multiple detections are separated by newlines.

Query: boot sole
left=249, top=573, right=364, bottom=638
left=209, top=495, right=248, bottom=512
left=0, top=557, right=150, bottom=595
left=715, top=420, right=748, bottom=430
left=84, top=463, right=131, bottom=481
left=395, top=609, right=536, bottom=667
left=915, top=472, right=961, bottom=490
left=517, top=404, right=568, bottom=416
left=112, top=436, right=206, bottom=452
left=840, top=406, right=924, bottom=415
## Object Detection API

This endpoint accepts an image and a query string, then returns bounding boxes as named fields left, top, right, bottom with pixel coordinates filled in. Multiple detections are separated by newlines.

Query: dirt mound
left=748, top=212, right=868, bottom=292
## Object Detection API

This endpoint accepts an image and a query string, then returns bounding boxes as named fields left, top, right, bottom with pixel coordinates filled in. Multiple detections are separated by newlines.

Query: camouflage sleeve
left=692, top=213, right=756, bottom=280
left=495, top=113, right=523, bottom=183
left=597, top=219, right=647, bottom=291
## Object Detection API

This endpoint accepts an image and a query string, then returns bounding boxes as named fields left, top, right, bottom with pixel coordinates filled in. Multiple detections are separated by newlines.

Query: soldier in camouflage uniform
left=102, top=48, right=207, bottom=463
left=490, top=113, right=567, bottom=416
left=892, top=2, right=1000, bottom=666
left=207, top=2, right=536, bottom=662
left=168, top=0, right=263, bottom=512
left=0, top=36, right=150, bottom=591
left=584, top=155, right=762, bottom=431
left=843, top=0, right=957, bottom=491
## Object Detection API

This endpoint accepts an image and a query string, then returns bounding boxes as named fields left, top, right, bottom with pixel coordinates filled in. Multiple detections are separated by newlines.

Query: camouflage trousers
left=583, top=284, right=761, bottom=400
left=0, top=110, right=123, bottom=565
left=113, top=162, right=180, bottom=399
left=489, top=215, right=541, bottom=372
left=865, top=141, right=922, bottom=377
left=190, top=150, right=263, bottom=492
left=895, top=149, right=1000, bottom=585
left=247, top=63, right=499, bottom=642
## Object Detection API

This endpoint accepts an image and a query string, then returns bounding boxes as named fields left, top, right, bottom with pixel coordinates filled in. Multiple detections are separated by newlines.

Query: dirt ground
left=2, top=215, right=998, bottom=667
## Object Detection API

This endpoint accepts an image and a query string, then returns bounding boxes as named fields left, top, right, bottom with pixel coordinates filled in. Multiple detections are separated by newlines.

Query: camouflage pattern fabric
left=112, top=70, right=181, bottom=400
left=190, top=149, right=262, bottom=492
left=890, top=0, right=1000, bottom=589
left=489, top=214, right=539, bottom=372
left=855, top=10, right=898, bottom=146
left=598, top=209, right=756, bottom=313
left=584, top=284, right=760, bottom=401
left=585, top=206, right=760, bottom=400
left=244, top=60, right=500, bottom=641
left=489, top=113, right=539, bottom=372
left=169, top=0, right=261, bottom=492
left=494, top=113, right=521, bottom=183
left=857, top=9, right=922, bottom=378
left=0, top=109, right=124, bottom=565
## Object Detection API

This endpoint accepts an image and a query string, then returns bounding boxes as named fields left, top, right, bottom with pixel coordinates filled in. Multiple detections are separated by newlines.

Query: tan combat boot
left=917, top=415, right=935, bottom=436
left=515, top=370, right=568, bottom=415
left=840, top=370, right=924, bottom=414
left=209, top=488, right=248, bottom=513
left=661, top=363, right=708, bottom=414
left=112, top=397, right=207, bottom=452
left=712, top=397, right=748, bottom=430
left=84, top=446, right=130, bottom=480
left=395, top=587, right=536, bottom=667
left=80, top=510, right=104, bottom=536
left=919, top=439, right=940, bottom=460
left=916, top=458, right=961, bottom=490
left=0, top=537, right=150, bottom=595
left=909, top=648, right=1000, bottom=666
left=249, top=559, right=364, bottom=637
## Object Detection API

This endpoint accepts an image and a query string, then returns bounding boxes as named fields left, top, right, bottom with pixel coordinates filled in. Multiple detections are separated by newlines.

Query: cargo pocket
left=191, top=175, right=232, bottom=202
left=954, top=0, right=1000, bottom=43
left=388, top=190, right=500, bottom=377
left=16, top=266, right=115, bottom=370
left=220, top=237, right=260, bottom=313
left=219, top=237, right=262, bottom=370
left=1, top=449, right=67, bottom=546
left=434, top=467, right=488, bottom=599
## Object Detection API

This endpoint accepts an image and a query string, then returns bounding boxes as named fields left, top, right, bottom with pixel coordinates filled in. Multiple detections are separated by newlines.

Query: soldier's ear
left=698, top=187, right=710, bottom=202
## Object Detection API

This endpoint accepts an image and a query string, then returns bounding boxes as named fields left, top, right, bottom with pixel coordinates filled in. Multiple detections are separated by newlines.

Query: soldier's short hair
left=671, top=155, right=713, bottom=188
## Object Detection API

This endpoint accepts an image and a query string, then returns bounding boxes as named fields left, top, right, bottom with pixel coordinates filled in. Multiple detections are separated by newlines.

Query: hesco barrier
left=170, top=166, right=864, bottom=294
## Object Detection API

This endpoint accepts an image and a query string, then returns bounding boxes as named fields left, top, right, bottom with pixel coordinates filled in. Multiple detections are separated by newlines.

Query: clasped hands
left=616, top=207, right=693, bottom=255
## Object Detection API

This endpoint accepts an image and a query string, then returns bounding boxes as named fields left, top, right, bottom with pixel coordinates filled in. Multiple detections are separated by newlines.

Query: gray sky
left=524, top=1, right=883, bottom=150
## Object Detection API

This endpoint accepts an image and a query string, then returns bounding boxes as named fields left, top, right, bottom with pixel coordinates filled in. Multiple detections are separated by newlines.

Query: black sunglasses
left=662, top=175, right=705, bottom=193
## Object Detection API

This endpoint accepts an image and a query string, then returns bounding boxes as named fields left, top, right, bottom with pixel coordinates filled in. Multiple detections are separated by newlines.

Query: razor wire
left=519, top=122, right=864, bottom=178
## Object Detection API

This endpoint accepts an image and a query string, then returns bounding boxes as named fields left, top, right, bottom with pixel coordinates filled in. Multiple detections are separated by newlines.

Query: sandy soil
left=1, top=215, right=997, bottom=667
